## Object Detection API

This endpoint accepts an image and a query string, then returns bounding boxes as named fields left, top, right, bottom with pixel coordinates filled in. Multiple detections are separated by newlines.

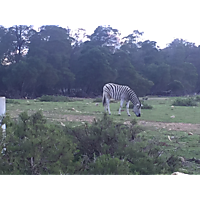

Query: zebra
left=102, top=83, right=141, bottom=117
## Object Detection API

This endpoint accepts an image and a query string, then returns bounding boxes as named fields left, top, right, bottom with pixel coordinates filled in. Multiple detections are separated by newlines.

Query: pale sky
left=61, top=25, right=200, bottom=49
left=5, top=25, right=200, bottom=49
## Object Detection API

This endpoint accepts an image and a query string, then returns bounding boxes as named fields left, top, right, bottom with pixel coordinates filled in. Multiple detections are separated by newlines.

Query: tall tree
left=145, top=63, right=171, bottom=93
left=28, top=25, right=75, bottom=95
left=87, top=26, right=121, bottom=52
left=3, top=25, right=35, bottom=64
left=112, top=49, right=153, bottom=96
left=73, top=46, right=116, bottom=94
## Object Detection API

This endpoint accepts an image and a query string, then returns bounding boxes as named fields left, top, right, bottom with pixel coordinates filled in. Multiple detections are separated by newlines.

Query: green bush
left=84, top=154, right=132, bottom=175
left=129, top=101, right=153, bottom=109
left=38, top=95, right=72, bottom=102
left=65, top=114, right=143, bottom=160
left=6, top=99, right=20, bottom=104
left=93, top=98, right=102, bottom=103
left=65, top=114, right=180, bottom=175
left=195, top=95, right=200, bottom=102
left=0, top=111, right=80, bottom=175
left=0, top=112, right=182, bottom=175
left=172, top=97, right=197, bottom=106
left=142, top=103, right=153, bottom=109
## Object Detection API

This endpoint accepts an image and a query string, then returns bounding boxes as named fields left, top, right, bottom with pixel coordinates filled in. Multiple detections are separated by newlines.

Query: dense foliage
left=0, top=111, right=181, bottom=175
left=0, top=25, right=200, bottom=98
left=172, top=97, right=197, bottom=106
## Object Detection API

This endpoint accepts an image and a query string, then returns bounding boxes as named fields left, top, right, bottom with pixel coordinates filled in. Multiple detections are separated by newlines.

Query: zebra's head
left=133, top=103, right=141, bottom=117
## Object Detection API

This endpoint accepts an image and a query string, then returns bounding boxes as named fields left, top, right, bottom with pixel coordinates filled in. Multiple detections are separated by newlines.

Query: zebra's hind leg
left=106, top=98, right=111, bottom=115
left=118, top=99, right=124, bottom=115
left=126, top=101, right=131, bottom=116
left=104, top=104, right=109, bottom=113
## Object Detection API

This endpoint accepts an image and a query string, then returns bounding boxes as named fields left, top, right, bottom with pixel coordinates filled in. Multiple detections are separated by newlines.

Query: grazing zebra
left=102, top=83, right=141, bottom=117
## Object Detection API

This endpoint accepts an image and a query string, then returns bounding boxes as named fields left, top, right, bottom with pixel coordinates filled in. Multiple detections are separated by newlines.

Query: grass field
left=5, top=96, right=200, bottom=174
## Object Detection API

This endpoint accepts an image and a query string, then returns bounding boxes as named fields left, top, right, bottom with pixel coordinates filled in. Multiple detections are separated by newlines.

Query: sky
left=4, top=25, right=200, bottom=49
left=61, top=25, right=200, bottom=49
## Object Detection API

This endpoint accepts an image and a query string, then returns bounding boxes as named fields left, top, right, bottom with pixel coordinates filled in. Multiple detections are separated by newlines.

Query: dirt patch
left=50, top=114, right=97, bottom=123
left=50, top=114, right=200, bottom=133
left=138, top=120, right=200, bottom=132
left=143, top=98, right=169, bottom=100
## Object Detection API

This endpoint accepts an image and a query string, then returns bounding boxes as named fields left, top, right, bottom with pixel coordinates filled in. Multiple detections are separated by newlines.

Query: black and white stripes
left=102, top=83, right=141, bottom=117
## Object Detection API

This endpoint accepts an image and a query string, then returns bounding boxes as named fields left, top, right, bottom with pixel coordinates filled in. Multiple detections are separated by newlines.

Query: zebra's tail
left=102, top=92, right=106, bottom=107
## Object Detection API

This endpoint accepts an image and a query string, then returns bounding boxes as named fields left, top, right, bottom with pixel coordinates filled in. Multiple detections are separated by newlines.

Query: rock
left=168, top=135, right=172, bottom=141
left=188, top=132, right=193, bottom=135
left=171, top=172, right=188, bottom=175
left=178, top=157, right=185, bottom=162
left=60, top=122, right=65, bottom=127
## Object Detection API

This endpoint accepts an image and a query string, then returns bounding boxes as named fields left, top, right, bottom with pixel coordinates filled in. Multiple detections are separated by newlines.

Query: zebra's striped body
left=102, top=83, right=141, bottom=117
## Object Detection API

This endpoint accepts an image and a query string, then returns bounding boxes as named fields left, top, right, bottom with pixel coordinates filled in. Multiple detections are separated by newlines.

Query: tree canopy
left=0, top=25, right=199, bottom=98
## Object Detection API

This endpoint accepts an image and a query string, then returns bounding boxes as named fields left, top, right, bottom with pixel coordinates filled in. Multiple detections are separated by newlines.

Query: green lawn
left=138, top=127, right=200, bottom=174
left=141, top=98, right=200, bottom=124
left=6, top=97, right=200, bottom=124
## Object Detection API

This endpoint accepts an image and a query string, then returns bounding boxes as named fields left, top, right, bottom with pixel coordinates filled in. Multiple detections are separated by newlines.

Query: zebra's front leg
left=118, top=99, right=124, bottom=115
left=126, top=101, right=131, bottom=116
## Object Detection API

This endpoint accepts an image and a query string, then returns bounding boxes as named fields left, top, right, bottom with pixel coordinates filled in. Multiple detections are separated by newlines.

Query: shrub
left=0, top=111, right=80, bottom=175
left=64, top=113, right=140, bottom=160
left=38, top=95, right=72, bottom=102
left=172, top=97, right=197, bottom=106
left=6, top=99, right=20, bottom=104
left=65, top=114, right=180, bottom=175
left=93, top=98, right=102, bottom=103
left=84, top=154, right=132, bottom=175
left=0, top=112, right=182, bottom=175
left=129, top=101, right=153, bottom=109
left=195, top=95, right=200, bottom=102
left=142, top=103, right=153, bottom=109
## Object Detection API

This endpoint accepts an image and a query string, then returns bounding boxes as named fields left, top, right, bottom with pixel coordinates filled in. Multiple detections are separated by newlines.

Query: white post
left=0, top=97, right=6, bottom=155
left=0, top=97, right=6, bottom=133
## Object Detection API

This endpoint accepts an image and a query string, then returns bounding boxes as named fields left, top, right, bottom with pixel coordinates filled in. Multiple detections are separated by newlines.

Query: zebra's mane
left=128, top=88, right=141, bottom=106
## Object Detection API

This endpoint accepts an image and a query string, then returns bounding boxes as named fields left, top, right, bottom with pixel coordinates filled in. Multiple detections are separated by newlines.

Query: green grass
left=138, top=128, right=200, bottom=174
left=5, top=97, right=200, bottom=124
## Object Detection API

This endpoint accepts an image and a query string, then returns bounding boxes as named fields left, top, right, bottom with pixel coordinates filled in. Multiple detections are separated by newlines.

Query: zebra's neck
left=128, top=89, right=140, bottom=106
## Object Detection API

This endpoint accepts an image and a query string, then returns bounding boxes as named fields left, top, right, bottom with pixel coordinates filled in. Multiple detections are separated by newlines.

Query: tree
left=27, top=25, right=75, bottom=95
left=87, top=26, right=121, bottom=52
left=145, top=63, right=171, bottom=93
left=73, top=46, right=116, bottom=94
left=168, top=80, right=184, bottom=95
left=3, top=25, right=35, bottom=64
left=112, top=49, right=153, bottom=96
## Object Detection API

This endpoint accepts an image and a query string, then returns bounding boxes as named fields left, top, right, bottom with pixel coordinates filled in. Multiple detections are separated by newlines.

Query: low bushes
left=172, top=97, right=197, bottom=106
left=195, top=95, right=200, bottom=102
left=129, top=101, right=153, bottom=109
left=6, top=99, right=20, bottom=104
left=93, top=98, right=102, bottom=103
left=0, top=112, right=181, bottom=175
left=38, top=95, right=72, bottom=102
left=0, top=112, right=80, bottom=175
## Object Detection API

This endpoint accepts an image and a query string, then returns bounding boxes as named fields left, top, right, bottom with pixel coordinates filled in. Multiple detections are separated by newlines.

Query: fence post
left=0, top=97, right=6, bottom=134
left=0, top=97, right=6, bottom=155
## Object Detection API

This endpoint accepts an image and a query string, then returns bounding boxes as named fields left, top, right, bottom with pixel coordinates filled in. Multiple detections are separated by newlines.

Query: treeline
left=0, top=25, right=200, bottom=98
